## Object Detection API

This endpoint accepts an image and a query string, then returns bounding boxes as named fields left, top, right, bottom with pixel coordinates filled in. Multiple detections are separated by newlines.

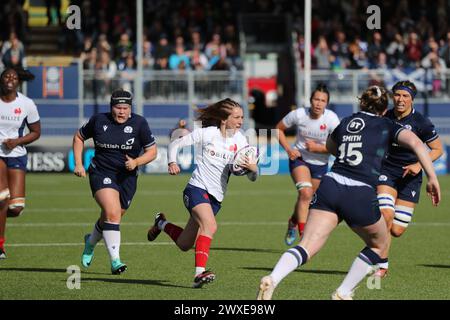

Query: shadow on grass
left=211, top=247, right=280, bottom=254
left=82, top=277, right=190, bottom=289
left=418, top=264, right=450, bottom=269
left=0, top=267, right=108, bottom=275
left=241, top=266, right=347, bottom=275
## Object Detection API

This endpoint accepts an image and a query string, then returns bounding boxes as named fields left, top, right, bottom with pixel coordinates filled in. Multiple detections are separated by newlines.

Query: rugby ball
left=230, top=145, right=259, bottom=176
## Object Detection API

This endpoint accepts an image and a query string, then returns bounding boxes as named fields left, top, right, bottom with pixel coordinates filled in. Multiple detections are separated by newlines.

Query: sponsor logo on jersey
left=229, top=144, right=237, bottom=152
left=103, top=177, right=112, bottom=185
left=404, top=124, right=412, bottom=130
left=126, top=138, right=135, bottom=145
left=320, top=124, right=327, bottom=131
left=103, top=125, right=108, bottom=131
left=346, top=118, right=366, bottom=133
left=14, top=108, right=22, bottom=115
left=124, top=126, right=133, bottom=133
left=378, top=175, right=388, bottom=182
left=411, top=191, right=416, bottom=197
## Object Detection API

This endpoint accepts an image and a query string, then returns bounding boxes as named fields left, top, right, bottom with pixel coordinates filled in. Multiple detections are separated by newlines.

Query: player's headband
left=394, top=86, right=416, bottom=99
left=110, top=90, right=132, bottom=107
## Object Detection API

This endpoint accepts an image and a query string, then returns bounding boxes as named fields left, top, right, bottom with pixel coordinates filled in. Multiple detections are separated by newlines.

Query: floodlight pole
left=304, top=0, right=311, bottom=107
left=136, top=0, right=143, bottom=115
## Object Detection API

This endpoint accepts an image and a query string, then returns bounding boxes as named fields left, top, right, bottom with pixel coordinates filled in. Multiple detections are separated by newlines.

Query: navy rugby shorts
left=182, top=184, right=222, bottom=216
left=378, top=164, right=422, bottom=203
left=0, top=155, right=27, bottom=171
left=289, top=157, right=328, bottom=180
left=88, top=166, right=137, bottom=210
left=310, top=175, right=381, bottom=227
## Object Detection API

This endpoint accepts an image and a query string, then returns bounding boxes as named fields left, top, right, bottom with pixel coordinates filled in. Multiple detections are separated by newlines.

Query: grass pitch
left=0, top=173, right=449, bottom=300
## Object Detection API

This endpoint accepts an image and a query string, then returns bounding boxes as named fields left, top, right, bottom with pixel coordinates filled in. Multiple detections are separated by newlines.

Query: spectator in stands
left=205, top=33, right=227, bottom=60
left=314, top=36, right=331, bottom=70
left=169, top=119, right=191, bottom=140
left=169, top=45, right=190, bottom=70
left=225, top=42, right=244, bottom=71
left=118, top=53, right=136, bottom=93
left=405, top=32, right=422, bottom=68
left=2, top=36, right=24, bottom=68
left=1, top=32, right=24, bottom=56
left=439, top=31, right=450, bottom=68
left=386, top=33, right=406, bottom=68
left=154, top=34, right=172, bottom=61
left=96, top=50, right=117, bottom=99
left=97, top=34, right=113, bottom=57
left=45, top=0, right=62, bottom=26
left=154, top=57, right=170, bottom=70
left=116, top=32, right=133, bottom=64
left=143, top=37, right=155, bottom=70
left=368, top=32, right=385, bottom=69
left=190, top=48, right=208, bottom=71
left=188, top=30, right=204, bottom=51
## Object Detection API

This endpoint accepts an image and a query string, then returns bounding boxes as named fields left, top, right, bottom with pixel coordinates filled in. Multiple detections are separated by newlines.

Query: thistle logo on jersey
left=126, top=138, right=135, bottom=145
left=320, top=124, right=327, bottom=131
left=346, top=118, right=366, bottom=133
left=124, top=126, right=133, bottom=133
left=229, top=144, right=237, bottom=152
left=103, top=125, right=108, bottom=132
left=14, top=108, right=21, bottom=115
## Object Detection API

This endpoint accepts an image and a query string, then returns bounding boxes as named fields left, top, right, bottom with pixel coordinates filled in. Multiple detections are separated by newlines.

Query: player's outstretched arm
left=397, top=129, right=441, bottom=206
left=72, top=131, right=86, bottom=178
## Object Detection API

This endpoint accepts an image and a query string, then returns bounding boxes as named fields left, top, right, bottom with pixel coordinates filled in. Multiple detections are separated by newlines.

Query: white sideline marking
left=7, top=221, right=450, bottom=228
left=7, top=242, right=174, bottom=247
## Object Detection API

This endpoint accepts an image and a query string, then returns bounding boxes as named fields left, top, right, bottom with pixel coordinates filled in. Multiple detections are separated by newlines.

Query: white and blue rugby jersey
left=282, top=107, right=340, bottom=165
left=79, top=113, right=155, bottom=174
left=0, top=92, right=40, bottom=157
left=168, top=126, right=248, bottom=202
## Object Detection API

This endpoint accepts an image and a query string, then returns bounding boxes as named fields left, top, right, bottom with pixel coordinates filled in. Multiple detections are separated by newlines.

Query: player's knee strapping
left=377, top=193, right=395, bottom=212
left=295, top=181, right=312, bottom=192
left=0, top=188, right=10, bottom=202
left=287, top=245, right=309, bottom=267
left=393, top=205, right=414, bottom=228
left=7, top=197, right=25, bottom=217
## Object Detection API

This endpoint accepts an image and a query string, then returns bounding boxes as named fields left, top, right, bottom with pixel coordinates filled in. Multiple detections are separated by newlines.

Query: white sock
left=378, top=261, right=389, bottom=269
left=195, top=267, right=205, bottom=277
left=270, top=250, right=304, bottom=286
left=88, top=220, right=103, bottom=246
left=103, top=222, right=121, bottom=262
left=337, top=257, right=373, bottom=296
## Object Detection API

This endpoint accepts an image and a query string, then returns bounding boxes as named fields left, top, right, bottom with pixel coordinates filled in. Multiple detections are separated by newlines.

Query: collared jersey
left=383, top=108, right=438, bottom=169
left=330, top=111, right=404, bottom=187
left=168, top=126, right=249, bottom=202
left=79, top=112, right=155, bottom=174
left=0, top=92, right=40, bottom=157
left=282, top=107, right=340, bottom=165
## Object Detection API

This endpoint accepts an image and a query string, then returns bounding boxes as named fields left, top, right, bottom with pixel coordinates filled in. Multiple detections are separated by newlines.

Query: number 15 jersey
left=329, top=111, right=404, bottom=187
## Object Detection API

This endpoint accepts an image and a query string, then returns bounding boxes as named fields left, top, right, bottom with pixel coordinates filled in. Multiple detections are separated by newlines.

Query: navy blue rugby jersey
left=79, top=113, right=155, bottom=173
left=330, top=111, right=404, bottom=186
left=383, top=108, right=438, bottom=168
